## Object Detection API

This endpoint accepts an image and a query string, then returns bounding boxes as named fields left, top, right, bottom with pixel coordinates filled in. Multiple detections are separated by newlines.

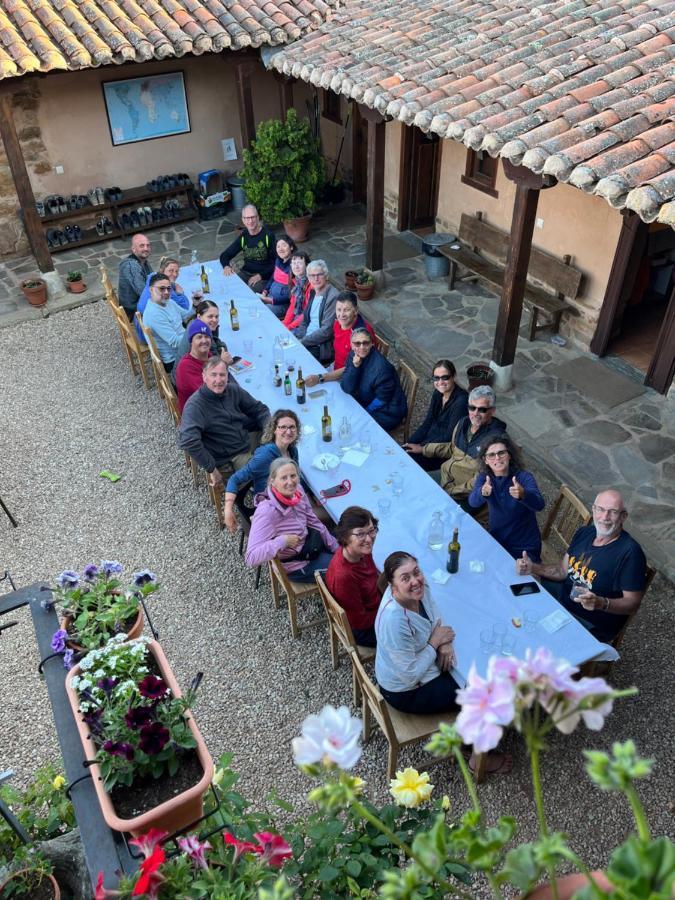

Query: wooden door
left=646, top=287, right=675, bottom=394
left=351, top=102, right=368, bottom=205
left=398, top=126, right=442, bottom=231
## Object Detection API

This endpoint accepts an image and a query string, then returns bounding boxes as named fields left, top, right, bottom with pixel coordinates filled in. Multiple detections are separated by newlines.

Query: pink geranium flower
left=178, top=834, right=212, bottom=870
left=544, top=676, right=614, bottom=734
left=456, top=664, right=516, bottom=752
left=253, top=831, right=293, bottom=867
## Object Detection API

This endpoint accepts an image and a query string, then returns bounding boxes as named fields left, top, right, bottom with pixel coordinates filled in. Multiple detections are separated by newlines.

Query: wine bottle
left=296, top=367, right=306, bottom=404
left=321, top=405, right=332, bottom=442
left=200, top=265, right=210, bottom=293
left=229, top=299, right=239, bottom=331
left=283, top=370, right=292, bottom=396
left=273, top=364, right=282, bottom=388
left=446, top=528, right=460, bottom=574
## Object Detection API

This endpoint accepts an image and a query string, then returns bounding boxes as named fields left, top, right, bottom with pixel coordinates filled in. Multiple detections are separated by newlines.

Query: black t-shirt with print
left=559, top=525, right=646, bottom=640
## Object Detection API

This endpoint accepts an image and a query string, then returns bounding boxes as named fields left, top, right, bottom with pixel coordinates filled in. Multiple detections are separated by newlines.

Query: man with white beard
left=515, top=489, right=646, bottom=642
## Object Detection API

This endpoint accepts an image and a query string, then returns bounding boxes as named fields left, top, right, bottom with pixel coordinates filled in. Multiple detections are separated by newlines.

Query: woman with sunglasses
left=223, top=409, right=301, bottom=534
left=403, top=359, right=468, bottom=471
left=469, top=434, right=545, bottom=561
left=326, top=506, right=382, bottom=647
left=340, top=328, right=407, bottom=430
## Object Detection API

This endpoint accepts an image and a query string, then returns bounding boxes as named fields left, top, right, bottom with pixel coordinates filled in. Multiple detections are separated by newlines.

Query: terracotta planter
left=345, top=271, right=358, bottom=290
left=283, top=213, right=312, bottom=243
left=0, top=869, right=61, bottom=898
left=21, top=279, right=47, bottom=307
left=522, top=871, right=611, bottom=899
left=61, top=606, right=144, bottom=653
left=66, top=640, right=213, bottom=837
left=67, top=280, right=86, bottom=294
left=356, top=282, right=375, bottom=301
left=466, top=362, right=494, bottom=390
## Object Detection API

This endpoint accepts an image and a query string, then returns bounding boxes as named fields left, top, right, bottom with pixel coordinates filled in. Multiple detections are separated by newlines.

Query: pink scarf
left=271, top=485, right=302, bottom=507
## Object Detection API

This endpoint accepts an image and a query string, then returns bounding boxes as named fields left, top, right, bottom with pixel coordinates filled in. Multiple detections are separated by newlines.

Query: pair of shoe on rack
left=46, top=224, right=82, bottom=246
left=87, top=187, right=106, bottom=206
left=95, top=217, right=115, bottom=236
left=119, top=209, right=148, bottom=231
left=105, top=186, right=123, bottom=202
left=44, top=195, right=68, bottom=215
left=146, top=173, right=192, bottom=192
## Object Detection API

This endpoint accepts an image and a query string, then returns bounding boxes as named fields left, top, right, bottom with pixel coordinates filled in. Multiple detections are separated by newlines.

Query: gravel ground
left=0, top=303, right=673, bottom=890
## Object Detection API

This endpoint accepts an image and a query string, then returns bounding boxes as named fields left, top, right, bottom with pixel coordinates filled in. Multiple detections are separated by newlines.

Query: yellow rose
left=389, top=768, right=433, bottom=808
left=52, top=775, right=66, bottom=790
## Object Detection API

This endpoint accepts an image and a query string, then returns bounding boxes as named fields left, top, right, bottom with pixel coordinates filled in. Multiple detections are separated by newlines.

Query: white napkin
left=341, top=449, right=369, bottom=467
left=431, top=568, right=451, bottom=585
left=540, top=610, right=572, bottom=633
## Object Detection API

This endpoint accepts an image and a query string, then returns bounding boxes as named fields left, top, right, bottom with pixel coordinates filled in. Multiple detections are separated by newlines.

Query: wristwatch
left=318, top=374, right=325, bottom=384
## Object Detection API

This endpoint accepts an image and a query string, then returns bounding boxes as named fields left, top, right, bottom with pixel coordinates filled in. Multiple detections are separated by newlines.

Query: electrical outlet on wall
left=222, top=139, right=237, bottom=161
left=54, top=165, right=64, bottom=175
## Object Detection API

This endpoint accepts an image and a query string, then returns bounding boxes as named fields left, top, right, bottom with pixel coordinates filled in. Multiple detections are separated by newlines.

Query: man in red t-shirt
left=176, top=320, right=213, bottom=413
left=305, top=292, right=377, bottom=388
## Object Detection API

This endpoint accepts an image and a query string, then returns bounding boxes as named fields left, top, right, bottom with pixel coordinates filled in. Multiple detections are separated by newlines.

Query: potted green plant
left=20, top=278, right=47, bottom=307
left=355, top=267, right=375, bottom=301
left=48, top=561, right=154, bottom=655
left=0, top=857, right=61, bottom=899
left=65, top=270, right=86, bottom=294
left=66, top=636, right=213, bottom=837
left=240, top=108, right=324, bottom=243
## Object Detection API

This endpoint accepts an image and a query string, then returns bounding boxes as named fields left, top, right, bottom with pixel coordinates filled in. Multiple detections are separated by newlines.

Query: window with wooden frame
left=461, top=149, right=499, bottom=197
left=322, top=89, right=342, bottom=125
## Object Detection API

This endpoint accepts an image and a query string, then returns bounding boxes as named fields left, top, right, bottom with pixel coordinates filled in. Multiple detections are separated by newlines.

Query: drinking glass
left=570, top=584, right=586, bottom=602
left=286, top=356, right=296, bottom=373
left=480, top=629, right=495, bottom=655
left=378, top=498, right=391, bottom=517
left=243, top=339, right=253, bottom=354
left=360, top=428, right=372, bottom=454
left=523, top=609, right=538, bottom=633
left=492, top=623, right=507, bottom=643
left=391, top=475, right=403, bottom=496
left=249, top=304, right=260, bottom=319
left=501, top=635, right=516, bottom=656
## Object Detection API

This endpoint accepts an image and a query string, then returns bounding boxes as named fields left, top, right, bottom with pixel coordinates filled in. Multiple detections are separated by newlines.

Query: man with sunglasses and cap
left=420, top=385, right=506, bottom=509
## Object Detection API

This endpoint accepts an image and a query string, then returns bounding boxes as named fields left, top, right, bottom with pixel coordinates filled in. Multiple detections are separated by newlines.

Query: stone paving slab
left=0, top=205, right=673, bottom=582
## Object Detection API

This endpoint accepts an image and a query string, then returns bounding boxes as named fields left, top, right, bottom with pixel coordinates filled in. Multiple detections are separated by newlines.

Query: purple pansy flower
left=139, top=722, right=170, bottom=755
left=56, top=570, right=80, bottom=590
left=138, top=675, right=168, bottom=701
left=103, top=740, right=135, bottom=761
left=100, top=560, right=123, bottom=577
left=132, top=569, right=157, bottom=587
left=97, top=677, right=118, bottom=695
left=63, top=648, right=74, bottom=670
left=82, top=563, right=100, bottom=582
left=125, top=706, right=155, bottom=729
left=51, top=629, right=68, bottom=653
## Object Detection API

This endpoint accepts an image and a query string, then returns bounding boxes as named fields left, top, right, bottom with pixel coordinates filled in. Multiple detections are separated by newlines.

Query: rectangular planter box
left=66, top=640, right=213, bottom=837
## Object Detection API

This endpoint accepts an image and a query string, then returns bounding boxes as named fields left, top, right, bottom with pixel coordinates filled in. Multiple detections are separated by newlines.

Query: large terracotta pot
left=66, top=640, right=213, bottom=837
left=61, top=606, right=144, bottom=653
left=21, top=278, right=47, bottom=307
left=523, top=871, right=612, bottom=899
left=0, top=869, right=61, bottom=898
left=283, top=213, right=312, bottom=243
left=356, top=282, right=375, bottom=301
left=67, top=279, right=86, bottom=294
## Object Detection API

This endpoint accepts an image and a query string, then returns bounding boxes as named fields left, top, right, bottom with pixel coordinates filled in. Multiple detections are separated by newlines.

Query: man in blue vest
left=219, top=205, right=275, bottom=292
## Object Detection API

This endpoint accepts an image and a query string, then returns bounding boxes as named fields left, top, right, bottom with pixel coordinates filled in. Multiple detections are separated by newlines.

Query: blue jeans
left=289, top=552, right=333, bottom=584
left=380, top=672, right=460, bottom=715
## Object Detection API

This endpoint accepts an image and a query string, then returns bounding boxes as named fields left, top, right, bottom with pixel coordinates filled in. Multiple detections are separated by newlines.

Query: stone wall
left=0, top=79, right=50, bottom=258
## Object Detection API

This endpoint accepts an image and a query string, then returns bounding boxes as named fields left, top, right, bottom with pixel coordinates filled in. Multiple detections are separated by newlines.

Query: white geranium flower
left=292, top=705, right=362, bottom=770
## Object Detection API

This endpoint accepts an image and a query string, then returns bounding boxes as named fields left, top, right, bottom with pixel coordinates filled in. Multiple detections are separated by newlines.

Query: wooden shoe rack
left=40, top=182, right=197, bottom=253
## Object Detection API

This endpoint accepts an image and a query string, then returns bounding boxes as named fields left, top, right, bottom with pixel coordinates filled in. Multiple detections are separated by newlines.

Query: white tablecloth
left=180, top=261, right=618, bottom=682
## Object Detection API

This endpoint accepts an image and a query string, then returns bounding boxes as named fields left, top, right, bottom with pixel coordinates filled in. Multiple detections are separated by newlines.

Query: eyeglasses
left=592, top=504, right=625, bottom=518
left=155, top=285, right=171, bottom=293
left=351, top=527, right=378, bottom=540
left=468, top=404, right=493, bottom=413
left=432, top=375, right=451, bottom=382
left=276, top=424, right=297, bottom=431
left=308, top=273, right=325, bottom=279
left=485, top=449, right=508, bottom=459
left=352, top=340, right=372, bottom=347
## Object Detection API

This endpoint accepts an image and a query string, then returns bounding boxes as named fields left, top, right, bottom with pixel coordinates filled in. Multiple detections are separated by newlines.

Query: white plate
left=312, top=453, right=340, bottom=472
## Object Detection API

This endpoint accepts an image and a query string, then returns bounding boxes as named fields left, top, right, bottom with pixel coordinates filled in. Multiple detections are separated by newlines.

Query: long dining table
left=179, top=260, right=619, bottom=684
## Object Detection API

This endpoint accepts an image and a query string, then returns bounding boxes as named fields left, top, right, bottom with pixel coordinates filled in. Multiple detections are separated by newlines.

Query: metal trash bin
left=422, top=232, right=455, bottom=278
left=227, top=176, right=247, bottom=210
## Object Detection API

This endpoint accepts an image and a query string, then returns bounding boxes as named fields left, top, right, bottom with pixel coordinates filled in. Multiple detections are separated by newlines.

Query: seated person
left=305, top=291, right=377, bottom=387
left=260, top=234, right=296, bottom=319
left=118, top=233, right=151, bottom=321
left=326, top=506, right=382, bottom=647
left=403, top=359, right=468, bottom=472
left=282, top=251, right=311, bottom=331
left=142, top=272, right=192, bottom=371
left=245, top=459, right=338, bottom=584
left=179, top=358, right=270, bottom=489
left=340, top=328, right=407, bottom=431
left=421, top=385, right=506, bottom=508
left=375, top=552, right=511, bottom=775
left=516, top=489, right=647, bottom=643
left=223, top=409, right=301, bottom=533
left=219, top=204, right=275, bottom=291
left=469, top=435, right=545, bottom=561
left=175, top=321, right=213, bottom=414
left=294, top=260, right=340, bottom=362
left=177, top=300, right=233, bottom=363
left=136, top=256, right=197, bottom=344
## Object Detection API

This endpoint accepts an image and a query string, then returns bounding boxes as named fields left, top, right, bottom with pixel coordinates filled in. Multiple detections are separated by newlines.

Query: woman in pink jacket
left=245, top=458, right=337, bottom=583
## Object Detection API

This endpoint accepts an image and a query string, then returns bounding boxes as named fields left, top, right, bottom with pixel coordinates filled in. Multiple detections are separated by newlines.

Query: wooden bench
left=439, top=212, right=583, bottom=340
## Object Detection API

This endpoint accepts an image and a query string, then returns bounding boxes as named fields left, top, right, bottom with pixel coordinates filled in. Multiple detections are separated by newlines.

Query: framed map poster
left=102, top=72, right=191, bottom=146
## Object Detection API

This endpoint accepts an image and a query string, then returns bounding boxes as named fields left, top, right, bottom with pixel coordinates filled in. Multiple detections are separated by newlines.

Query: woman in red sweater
left=326, top=506, right=382, bottom=647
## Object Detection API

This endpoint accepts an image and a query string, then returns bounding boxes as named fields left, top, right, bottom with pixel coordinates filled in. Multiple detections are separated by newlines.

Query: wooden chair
left=109, top=302, right=153, bottom=389
left=315, top=573, right=375, bottom=704
left=100, top=262, right=114, bottom=300
left=389, top=358, right=419, bottom=444
left=541, top=484, right=592, bottom=563
left=374, top=330, right=390, bottom=359
left=349, top=649, right=486, bottom=782
left=234, top=482, right=262, bottom=591
left=268, top=556, right=325, bottom=639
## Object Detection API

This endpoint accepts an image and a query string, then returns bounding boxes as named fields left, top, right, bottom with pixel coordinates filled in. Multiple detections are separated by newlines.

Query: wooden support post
left=0, top=89, right=53, bottom=273
left=273, top=72, right=294, bottom=121
left=234, top=59, right=257, bottom=149
left=360, top=105, right=385, bottom=272
left=491, top=160, right=553, bottom=368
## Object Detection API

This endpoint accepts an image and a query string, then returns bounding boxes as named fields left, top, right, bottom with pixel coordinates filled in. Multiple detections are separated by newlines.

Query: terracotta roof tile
left=268, top=0, right=675, bottom=224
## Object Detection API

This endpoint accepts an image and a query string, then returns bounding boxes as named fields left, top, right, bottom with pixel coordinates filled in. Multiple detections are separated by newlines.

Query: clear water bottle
left=273, top=335, right=284, bottom=368
left=338, top=416, right=352, bottom=451
left=190, top=249, right=198, bottom=266
left=428, top=511, right=444, bottom=551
